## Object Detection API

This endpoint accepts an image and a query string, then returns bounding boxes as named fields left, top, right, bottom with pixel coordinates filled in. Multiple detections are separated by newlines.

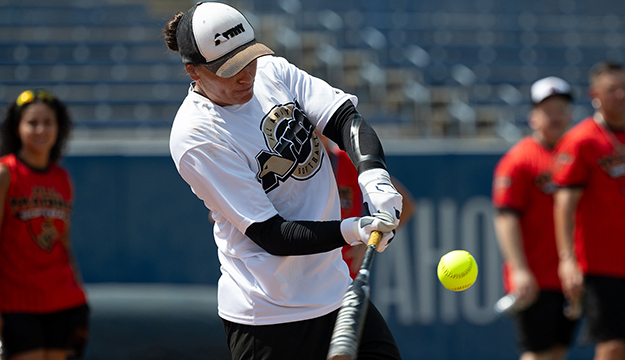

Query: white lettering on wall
left=373, top=196, right=503, bottom=326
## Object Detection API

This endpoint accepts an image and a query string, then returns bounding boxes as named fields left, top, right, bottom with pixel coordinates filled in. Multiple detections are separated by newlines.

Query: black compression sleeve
left=245, top=214, right=348, bottom=256
left=322, top=100, right=387, bottom=173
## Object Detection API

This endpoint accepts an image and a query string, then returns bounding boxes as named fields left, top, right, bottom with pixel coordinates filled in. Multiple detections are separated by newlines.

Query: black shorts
left=583, top=274, right=625, bottom=343
left=1, top=304, right=89, bottom=358
left=222, top=300, right=402, bottom=360
left=514, top=290, right=578, bottom=353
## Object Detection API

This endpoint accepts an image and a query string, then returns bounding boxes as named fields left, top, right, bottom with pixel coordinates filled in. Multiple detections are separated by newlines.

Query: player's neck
left=531, top=132, right=555, bottom=150
left=17, top=149, right=50, bottom=170
left=596, top=111, right=625, bottom=132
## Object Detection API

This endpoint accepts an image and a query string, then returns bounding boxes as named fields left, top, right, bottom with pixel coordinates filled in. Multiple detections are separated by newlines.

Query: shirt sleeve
left=177, top=142, right=278, bottom=235
left=552, top=135, right=589, bottom=187
left=492, top=154, right=529, bottom=212
left=271, top=57, right=357, bottom=132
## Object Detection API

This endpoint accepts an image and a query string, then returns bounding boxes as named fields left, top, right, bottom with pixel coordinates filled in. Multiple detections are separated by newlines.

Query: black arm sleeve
left=245, top=214, right=348, bottom=256
left=322, top=100, right=387, bottom=173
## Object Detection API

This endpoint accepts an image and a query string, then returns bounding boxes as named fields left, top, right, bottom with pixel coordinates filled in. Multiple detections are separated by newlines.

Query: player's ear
left=528, top=108, right=538, bottom=130
left=588, top=86, right=600, bottom=108
left=185, top=64, right=201, bottom=81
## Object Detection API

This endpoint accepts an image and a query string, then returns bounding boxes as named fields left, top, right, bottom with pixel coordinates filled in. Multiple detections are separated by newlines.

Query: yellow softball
left=437, top=250, right=478, bottom=291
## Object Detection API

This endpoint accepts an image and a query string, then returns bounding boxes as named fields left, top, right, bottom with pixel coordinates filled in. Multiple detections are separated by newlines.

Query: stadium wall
left=64, top=141, right=595, bottom=360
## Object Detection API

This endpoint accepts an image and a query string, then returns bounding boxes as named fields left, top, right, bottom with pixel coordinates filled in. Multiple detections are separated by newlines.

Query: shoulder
left=0, top=162, right=10, bottom=193
left=556, top=118, right=600, bottom=151
left=497, top=137, right=534, bottom=167
left=51, top=163, right=71, bottom=180
left=47, top=163, right=73, bottom=193
left=0, top=153, right=16, bottom=167
left=562, top=118, right=597, bottom=142
left=258, top=55, right=289, bottom=70
left=0, top=154, right=15, bottom=186
left=170, top=97, right=222, bottom=165
left=257, top=55, right=301, bottom=80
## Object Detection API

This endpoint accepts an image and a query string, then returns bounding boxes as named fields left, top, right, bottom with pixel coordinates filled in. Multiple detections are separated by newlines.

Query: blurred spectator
left=493, top=77, right=577, bottom=360
left=0, top=89, right=89, bottom=360
left=552, top=61, right=625, bottom=360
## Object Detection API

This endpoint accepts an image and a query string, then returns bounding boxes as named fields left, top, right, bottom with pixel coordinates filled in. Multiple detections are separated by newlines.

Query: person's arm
left=245, top=212, right=397, bottom=256
left=60, top=226, right=85, bottom=286
left=493, top=209, right=539, bottom=306
left=392, top=176, right=415, bottom=228
left=553, top=187, right=584, bottom=300
left=179, top=143, right=396, bottom=257
left=245, top=215, right=346, bottom=255
left=322, top=100, right=386, bottom=174
left=62, top=178, right=85, bottom=286
left=0, top=164, right=11, bottom=335
left=322, top=101, right=403, bottom=224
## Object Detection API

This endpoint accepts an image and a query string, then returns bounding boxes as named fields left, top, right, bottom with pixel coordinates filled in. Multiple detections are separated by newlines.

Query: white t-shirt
left=170, top=56, right=357, bottom=325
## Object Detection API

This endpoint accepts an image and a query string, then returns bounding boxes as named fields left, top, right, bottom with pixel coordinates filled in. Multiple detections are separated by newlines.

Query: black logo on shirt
left=256, top=102, right=323, bottom=192
left=11, top=186, right=71, bottom=252
left=534, top=172, right=556, bottom=194
left=598, top=153, right=625, bottom=196
left=214, top=23, right=245, bottom=46
left=598, top=154, right=625, bottom=179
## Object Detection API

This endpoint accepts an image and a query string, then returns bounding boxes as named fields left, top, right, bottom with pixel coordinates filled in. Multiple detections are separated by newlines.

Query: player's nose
left=236, top=66, right=254, bottom=84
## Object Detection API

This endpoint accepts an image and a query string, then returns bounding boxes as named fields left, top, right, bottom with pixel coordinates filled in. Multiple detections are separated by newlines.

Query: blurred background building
left=1, top=0, right=623, bottom=359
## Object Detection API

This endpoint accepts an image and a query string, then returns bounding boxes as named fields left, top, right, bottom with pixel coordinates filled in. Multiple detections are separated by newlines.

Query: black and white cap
left=530, top=76, right=573, bottom=105
left=176, top=2, right=274, bottom=78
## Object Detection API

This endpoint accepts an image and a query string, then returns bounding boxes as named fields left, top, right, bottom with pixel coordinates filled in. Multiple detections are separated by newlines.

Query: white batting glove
left=340, top=211, right=397, bottom=253
left=358, top=168, right=403, bottom=226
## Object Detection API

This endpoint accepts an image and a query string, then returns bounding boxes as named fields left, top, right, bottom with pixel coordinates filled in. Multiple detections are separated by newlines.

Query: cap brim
left=204, top=40, right=274, bottom=78
left=533, top=93, right=573, bottom=105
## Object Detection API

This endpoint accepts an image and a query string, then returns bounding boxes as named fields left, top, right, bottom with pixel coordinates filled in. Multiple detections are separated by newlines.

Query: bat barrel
left=326, top=231, right=382, bottom=360
left=327, top=281, right=370, bottom=360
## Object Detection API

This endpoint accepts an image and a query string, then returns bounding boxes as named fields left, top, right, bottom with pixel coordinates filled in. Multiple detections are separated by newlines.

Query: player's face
left=592, top=70, right=625, bottom=121
left=530, top=96, right=571, bottom=147
left=17, top=102, right=59, bottom=158
left=194, top=60, right=258, bottom=106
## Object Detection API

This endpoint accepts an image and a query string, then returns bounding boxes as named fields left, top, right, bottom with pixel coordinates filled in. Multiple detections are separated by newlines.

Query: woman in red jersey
left=0, top=89, right=88, bottom=360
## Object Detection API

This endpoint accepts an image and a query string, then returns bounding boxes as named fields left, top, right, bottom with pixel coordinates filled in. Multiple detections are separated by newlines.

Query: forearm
left=494, top=210, right=529, bottom=271
left=553, top=188, right=582, bottom=261
left=245, top=214, right=348, bottom=256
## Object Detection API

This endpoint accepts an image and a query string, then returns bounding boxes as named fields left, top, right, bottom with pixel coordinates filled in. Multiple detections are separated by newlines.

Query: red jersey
left=493, top=136, right=561, bottom=292
left=0, top=154, right=87, bottom=313
left=552, top=117, right=625, bottom=279
left=328, top=146, right=363, bottom=279
left=330, top=148, right=362, bottom=219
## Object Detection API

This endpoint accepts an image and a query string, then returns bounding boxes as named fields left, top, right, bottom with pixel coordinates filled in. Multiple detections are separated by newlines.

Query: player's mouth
left=236, top=84, right=254, bottom=93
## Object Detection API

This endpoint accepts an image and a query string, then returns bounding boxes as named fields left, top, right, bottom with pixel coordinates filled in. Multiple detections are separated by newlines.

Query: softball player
left=163, top=2, right=403, bottom=359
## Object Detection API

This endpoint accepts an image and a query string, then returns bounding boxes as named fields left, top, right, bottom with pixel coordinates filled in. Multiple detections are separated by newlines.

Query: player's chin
left=235, top=88, right=254, bottom=104
left=546, top=126, right=567, bottom=140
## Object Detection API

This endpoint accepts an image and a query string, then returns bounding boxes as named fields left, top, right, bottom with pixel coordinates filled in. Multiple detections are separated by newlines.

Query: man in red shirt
left=553, top=62, right=625, bottom=360
left=493, top=76, right=576, bottom=360
left=552, top=61, right=625, bottom=360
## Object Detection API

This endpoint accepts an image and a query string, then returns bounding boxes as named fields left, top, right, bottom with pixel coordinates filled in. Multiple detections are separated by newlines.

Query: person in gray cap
left=493, top=76, right=576, bottom=360
left=162, top=2, right=403, bottom=359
